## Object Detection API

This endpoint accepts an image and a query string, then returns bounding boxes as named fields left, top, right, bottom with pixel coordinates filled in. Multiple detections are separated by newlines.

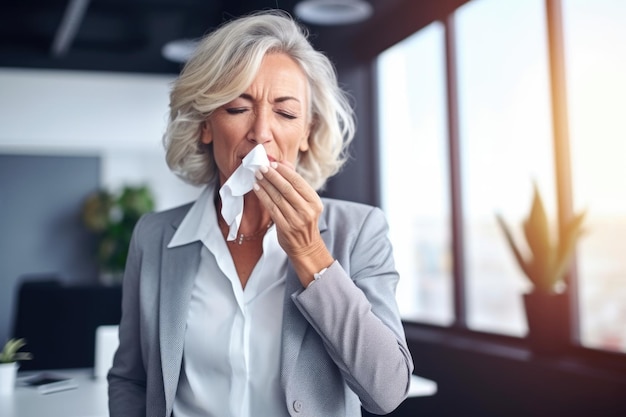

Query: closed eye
left=276, top=111, right=297, bottom=120
left=225, top=108, right=248, bottom=115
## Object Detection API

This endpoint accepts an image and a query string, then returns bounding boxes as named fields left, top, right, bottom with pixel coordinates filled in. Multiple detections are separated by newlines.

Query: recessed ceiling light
left=161, top=39, right=198, bottom=63
left=295, top=0, right=373, bottom=25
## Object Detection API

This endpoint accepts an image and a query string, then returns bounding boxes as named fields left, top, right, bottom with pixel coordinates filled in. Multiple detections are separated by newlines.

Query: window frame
left=371, top=0, right=625, bottom=365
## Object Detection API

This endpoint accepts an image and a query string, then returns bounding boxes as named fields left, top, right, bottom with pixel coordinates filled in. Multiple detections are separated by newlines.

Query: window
left=563, top=0, right=626, bottom=352
left=377, top=0, right=626, bottom=354
left=377, top=22, right=452, bottom=325
left=455, top=0, right=554, bottom=336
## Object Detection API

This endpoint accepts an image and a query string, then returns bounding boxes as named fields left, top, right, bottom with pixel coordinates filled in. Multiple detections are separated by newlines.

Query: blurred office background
left=1, top=0, right=625, bottom=415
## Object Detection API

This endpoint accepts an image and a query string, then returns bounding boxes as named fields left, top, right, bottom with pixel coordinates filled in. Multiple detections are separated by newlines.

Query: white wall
left=0, top=68, right=202, bottom=345
left=0, top=68, right=201, bottom=210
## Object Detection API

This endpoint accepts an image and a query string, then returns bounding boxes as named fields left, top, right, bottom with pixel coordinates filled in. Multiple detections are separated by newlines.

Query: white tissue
left=219, top=144, right=270, bottom=241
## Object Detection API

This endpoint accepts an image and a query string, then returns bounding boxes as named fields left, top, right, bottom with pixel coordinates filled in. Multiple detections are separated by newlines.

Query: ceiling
left=0, top=0, right=399, bottom=75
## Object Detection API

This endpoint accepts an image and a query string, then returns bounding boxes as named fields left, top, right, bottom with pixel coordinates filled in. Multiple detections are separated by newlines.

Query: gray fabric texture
left=108, top=197, right=414, bottom=417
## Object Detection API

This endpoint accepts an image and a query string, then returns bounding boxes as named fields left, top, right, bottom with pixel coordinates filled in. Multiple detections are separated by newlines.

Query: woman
left=108, top=10, right=413, bottom=417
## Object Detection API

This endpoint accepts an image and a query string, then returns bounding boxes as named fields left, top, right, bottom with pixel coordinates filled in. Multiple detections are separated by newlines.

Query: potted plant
left=495, top=182, right=586, bottom=355
left=0, top=338, right=32, bottom=395
left=82, top=185, right=155, bottom=285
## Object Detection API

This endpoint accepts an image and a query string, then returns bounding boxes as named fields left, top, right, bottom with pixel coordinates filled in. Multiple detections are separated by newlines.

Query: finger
left=254, top=177, right=312, bottom=241
left=254, top=166, right=321, bottom=228
left=254, top=164, right=308, bottom=215
left=255, top=166, right=301, bottom=212
left=252, top=180, right=288, bottom=225
left=265, top=162, right=319, bottom=205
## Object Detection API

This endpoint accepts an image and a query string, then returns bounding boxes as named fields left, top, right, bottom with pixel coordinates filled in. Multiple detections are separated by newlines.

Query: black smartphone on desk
left=21, top=372, right=78, bottom=394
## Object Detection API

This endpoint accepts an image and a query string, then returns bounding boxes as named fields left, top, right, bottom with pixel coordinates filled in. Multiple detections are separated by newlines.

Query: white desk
left=1, top=369, right=108, bottom=417
left=408, top=374, right=437, bottom=397
left=0, top=369, right=436, bottom=417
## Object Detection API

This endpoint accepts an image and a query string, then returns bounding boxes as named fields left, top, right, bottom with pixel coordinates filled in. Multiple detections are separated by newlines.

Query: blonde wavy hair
left=162, top=10, right=355, bottom=191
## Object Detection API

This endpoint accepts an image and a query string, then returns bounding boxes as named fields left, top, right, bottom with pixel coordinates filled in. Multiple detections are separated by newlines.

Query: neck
left=216, top=192, right=272, bottom=236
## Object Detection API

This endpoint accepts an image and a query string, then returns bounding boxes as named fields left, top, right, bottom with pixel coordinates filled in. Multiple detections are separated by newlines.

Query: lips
left=240, top=149, right=275, bottom=162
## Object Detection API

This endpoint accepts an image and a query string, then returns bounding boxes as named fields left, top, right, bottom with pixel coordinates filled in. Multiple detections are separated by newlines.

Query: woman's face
left=202, top=52, right=311, bottom=185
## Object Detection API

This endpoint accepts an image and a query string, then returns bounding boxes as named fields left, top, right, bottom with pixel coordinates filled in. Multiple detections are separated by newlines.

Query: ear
left=299, top=120, right=313, bottom=152
left=299, top=136, right=310, bottom=152
left=200, top=121, right=213, bottom=145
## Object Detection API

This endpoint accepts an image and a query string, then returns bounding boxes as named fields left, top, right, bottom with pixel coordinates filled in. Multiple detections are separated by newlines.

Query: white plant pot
left=0, top=362, right=18, bottom=395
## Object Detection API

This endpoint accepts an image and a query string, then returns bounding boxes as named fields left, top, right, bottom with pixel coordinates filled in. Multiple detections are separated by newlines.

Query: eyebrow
left=239, top=93, right=301, bottom=104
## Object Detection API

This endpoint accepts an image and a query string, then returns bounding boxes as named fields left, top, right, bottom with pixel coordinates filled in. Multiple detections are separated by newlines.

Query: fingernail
left=253, top=182, right=260, bottom=191
left=255, top=170, right=263, bottom=180
left=260, top=165, right=269, bottom=173
left=271, top=162, right=278, bottom=169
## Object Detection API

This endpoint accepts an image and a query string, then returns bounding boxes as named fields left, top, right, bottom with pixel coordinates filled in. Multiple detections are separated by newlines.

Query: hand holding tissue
left=219, top=144, right=270, bottom=241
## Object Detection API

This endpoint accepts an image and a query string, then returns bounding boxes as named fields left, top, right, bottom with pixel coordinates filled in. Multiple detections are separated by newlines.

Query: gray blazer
left=108, top=197, right=414, bottom=417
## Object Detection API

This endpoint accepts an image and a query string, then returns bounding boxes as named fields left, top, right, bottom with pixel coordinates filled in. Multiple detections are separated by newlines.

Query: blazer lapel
left=280, top=212, right=329, bottom=389
left=159, top=221, right=202, bottom=414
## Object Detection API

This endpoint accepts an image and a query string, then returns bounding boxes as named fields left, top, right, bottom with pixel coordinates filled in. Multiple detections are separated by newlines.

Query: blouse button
left=292, top=400, right=303, bottom=413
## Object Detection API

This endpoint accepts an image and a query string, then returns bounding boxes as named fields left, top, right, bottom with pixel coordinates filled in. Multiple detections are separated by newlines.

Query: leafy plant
left=82, top=185, right=155, bottom=275
left=0, top=338, right=32, bottom=364
left=495, top=182, right=586, bottom=294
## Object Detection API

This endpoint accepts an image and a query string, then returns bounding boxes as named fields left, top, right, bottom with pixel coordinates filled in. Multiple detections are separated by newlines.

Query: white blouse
left=169, top=184, right=289, bottom=417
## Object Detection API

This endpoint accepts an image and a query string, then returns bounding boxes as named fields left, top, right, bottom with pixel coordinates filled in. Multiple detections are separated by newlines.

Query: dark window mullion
left=444, top=13, right=467, bottom=329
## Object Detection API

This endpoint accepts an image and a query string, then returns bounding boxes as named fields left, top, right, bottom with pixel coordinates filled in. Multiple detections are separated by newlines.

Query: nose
left=246, top=108, right=273, bottom=144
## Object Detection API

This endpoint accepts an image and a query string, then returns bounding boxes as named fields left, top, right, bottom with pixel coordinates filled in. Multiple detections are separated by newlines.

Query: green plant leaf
left=0, top=338, right=31, bottom=363
left=495, top=213, right=532, bottom=279
left=522, top=183, right=554, bottom=290
left=82, top=184, right=155, bottom=277
left=82, top=191, right=114, bottom=232
left=495, top=182, right=587, bottom=295
left=551, top=210, right=587, bottom=289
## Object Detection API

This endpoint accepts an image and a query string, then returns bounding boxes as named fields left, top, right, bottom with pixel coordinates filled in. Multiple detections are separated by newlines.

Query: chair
left=12, top=279, right=122, bottom=371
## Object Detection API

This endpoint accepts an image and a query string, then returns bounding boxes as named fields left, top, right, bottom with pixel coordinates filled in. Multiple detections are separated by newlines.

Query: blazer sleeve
left=291, top=205, right=414, bottom=415
left=107, top=215, right=148, bottom=417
